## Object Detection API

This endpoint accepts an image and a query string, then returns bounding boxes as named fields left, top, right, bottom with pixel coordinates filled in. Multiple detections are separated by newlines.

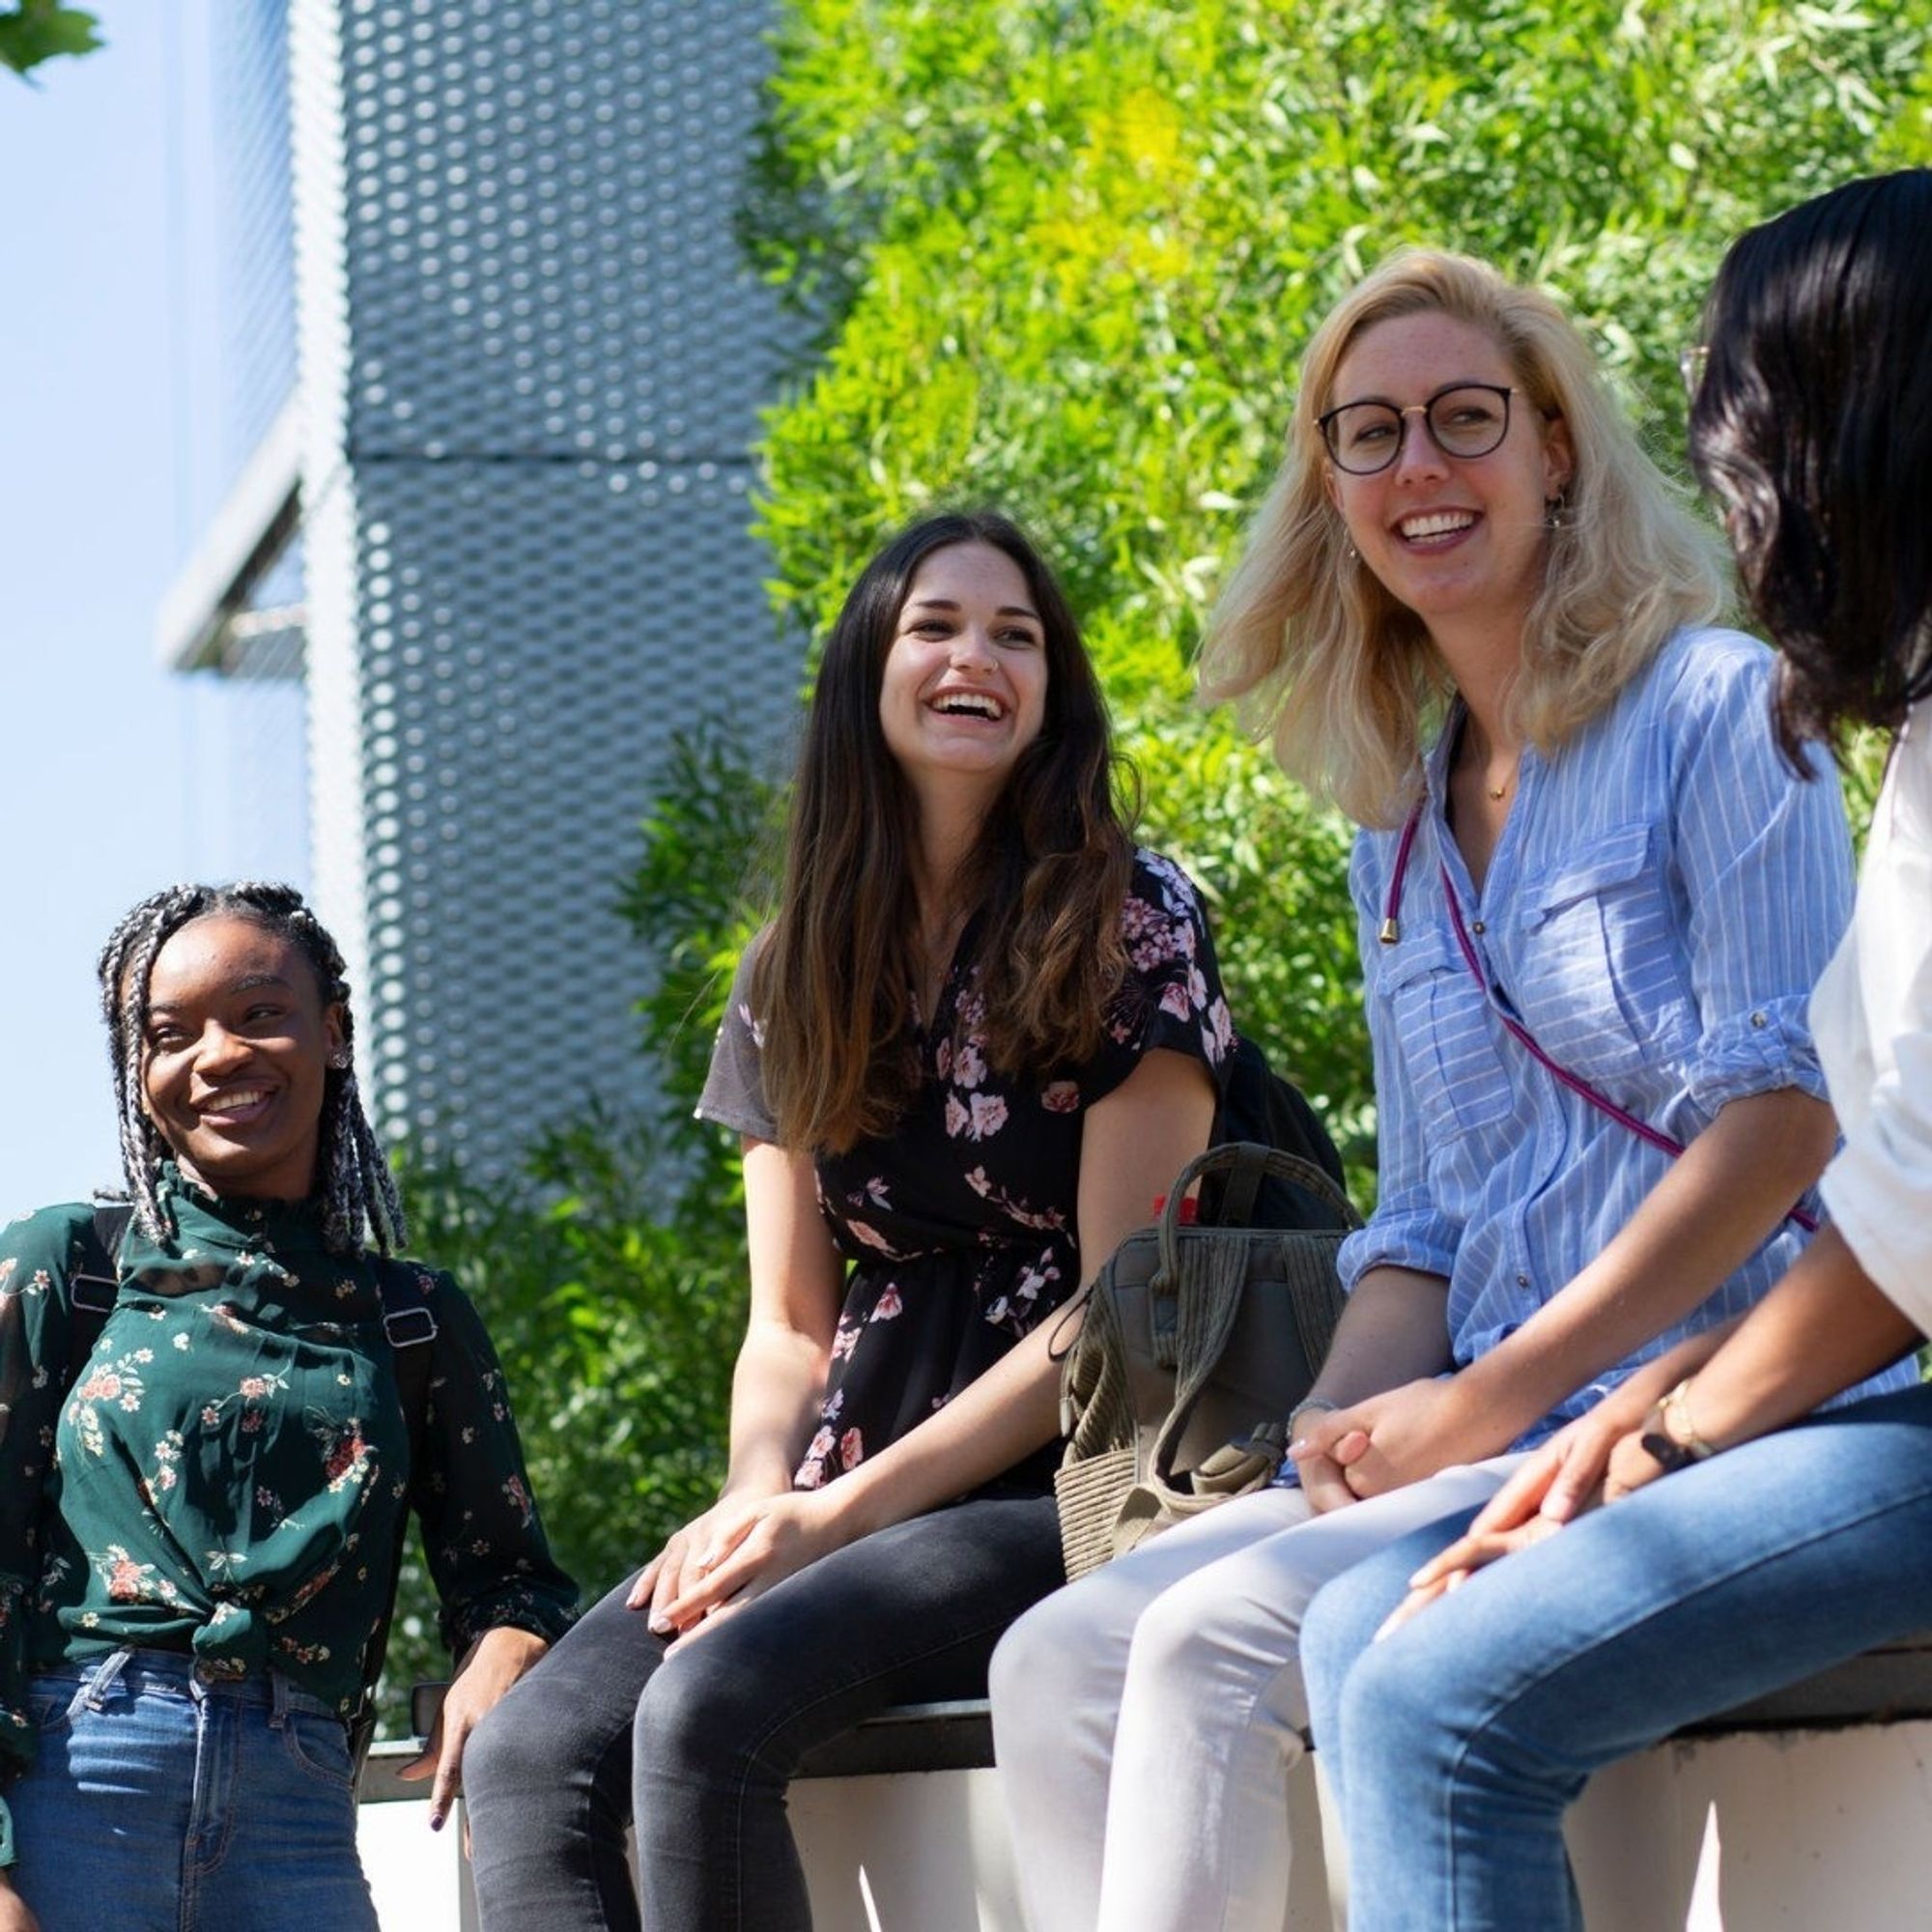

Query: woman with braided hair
left=0, top=881, right=577, bottom=1932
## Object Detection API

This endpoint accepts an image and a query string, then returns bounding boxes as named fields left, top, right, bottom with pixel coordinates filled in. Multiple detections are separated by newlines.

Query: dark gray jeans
left=463, top=1492, right=1064, bottom=1932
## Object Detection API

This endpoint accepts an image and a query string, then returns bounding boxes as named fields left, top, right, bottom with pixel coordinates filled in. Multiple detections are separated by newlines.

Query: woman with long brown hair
left=463, top=510, right=1235, bottom=1931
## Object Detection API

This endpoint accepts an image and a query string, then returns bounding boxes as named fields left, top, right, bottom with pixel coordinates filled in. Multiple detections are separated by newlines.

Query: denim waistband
left=35, top=1646, right=343, bottom=1720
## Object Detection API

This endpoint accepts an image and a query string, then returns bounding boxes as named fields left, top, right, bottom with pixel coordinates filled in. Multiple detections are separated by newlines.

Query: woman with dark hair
left=1299, top=168, right=1932, bottom=1930
left=462, top=511, right=1235, bottom=1931
left=0, top=883, right=577, bottom=1932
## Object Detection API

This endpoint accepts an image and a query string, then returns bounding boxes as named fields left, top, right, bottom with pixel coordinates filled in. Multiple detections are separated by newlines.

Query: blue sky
left=0, top=6, right=278, bottom=1211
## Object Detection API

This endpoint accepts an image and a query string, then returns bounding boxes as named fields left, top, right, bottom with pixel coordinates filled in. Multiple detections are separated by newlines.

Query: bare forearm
left=724, top=1322, right=832, bottom=1495
left=1675, top=1226, right=1921, bottom=1450
left=1460, top=1088, right=1836, bottom=1440
left=1306, top=1266, right=1456, bottom=1407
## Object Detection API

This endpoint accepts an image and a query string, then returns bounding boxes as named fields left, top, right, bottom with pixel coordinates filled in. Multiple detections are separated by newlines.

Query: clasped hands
left=627, top=1487, right=847, bottom=1652
left=1287, top=1375, right=1492, bottom=1513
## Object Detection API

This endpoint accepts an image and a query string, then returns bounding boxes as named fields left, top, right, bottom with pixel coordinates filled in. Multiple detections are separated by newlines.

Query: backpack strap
left=348, top=1258, right=440, bottom=1772
left=64, top=1203, right=134, bottom=1392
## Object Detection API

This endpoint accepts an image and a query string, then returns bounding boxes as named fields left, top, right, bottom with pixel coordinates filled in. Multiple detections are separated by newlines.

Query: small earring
left=1546, top=497, right=1567, bottom=529
left=1344, top=542, right=1359, bottom=562
left=328, top=1050, right=350, bottom=1070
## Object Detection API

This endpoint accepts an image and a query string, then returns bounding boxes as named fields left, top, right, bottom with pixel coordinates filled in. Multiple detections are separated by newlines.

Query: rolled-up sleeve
left=409, top=1274, right=579, bottom=1657
left=1337, top=840, right=1460, bottom=1291
left=1670, top=645, right=1852, bottom=1116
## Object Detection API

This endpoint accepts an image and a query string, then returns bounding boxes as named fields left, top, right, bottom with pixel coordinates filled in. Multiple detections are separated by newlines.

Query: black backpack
left=63, top=1204, right=439, bottom=1768
left=1199, top=1034, right=1350, bottom=1232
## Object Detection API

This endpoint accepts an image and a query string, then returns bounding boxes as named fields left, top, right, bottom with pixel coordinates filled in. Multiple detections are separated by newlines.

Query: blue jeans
left=7, top=1647, right=377, bottom=1932
left=462, top=1492, right=1064, bottom=1932
left=1299, top=1381, right=1932, bottom=1932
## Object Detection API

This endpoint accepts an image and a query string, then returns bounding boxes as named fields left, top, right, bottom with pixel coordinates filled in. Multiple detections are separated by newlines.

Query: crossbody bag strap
left=1439, top=862, right=1820, bottom=1236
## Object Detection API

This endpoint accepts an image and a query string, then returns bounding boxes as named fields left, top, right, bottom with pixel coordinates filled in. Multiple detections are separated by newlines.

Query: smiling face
left=876, top=540, right=1049, bottom=804
left=139, top=914, right=345, bottom=1202
left=1322, top=309, right=1574, bottom=649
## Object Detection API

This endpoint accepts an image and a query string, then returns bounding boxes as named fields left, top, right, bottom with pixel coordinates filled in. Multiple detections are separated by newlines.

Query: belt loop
left=270, top=1669, right=293, bottom=1729
left=83, top=1647, right=134, bottom=1711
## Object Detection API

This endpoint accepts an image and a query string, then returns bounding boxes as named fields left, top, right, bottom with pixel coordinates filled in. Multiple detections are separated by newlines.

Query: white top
left=1813, top=701, right=1932, bottom=1332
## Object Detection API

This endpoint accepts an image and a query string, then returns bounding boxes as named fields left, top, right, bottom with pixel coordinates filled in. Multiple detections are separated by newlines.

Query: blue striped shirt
left=1338, top=625, right=1916, bottom=1445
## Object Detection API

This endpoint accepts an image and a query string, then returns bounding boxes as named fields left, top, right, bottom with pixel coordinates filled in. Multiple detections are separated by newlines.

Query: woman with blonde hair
left=1300, top=167, right=1932, bottom=1932
left=989, top=249, right=1911, bottom=1932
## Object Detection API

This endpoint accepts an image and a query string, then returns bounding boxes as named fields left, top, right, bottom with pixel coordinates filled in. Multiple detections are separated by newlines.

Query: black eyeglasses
left=1318, top=383, right=1518, bottom=475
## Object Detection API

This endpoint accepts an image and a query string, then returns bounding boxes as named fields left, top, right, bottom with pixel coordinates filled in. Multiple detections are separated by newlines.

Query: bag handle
left=1154, top=1142, right=1360, bottom=1291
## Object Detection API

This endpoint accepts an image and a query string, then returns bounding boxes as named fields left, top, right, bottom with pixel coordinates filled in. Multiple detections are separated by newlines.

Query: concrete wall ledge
left=358, top=1634, right=1932, bottom=1929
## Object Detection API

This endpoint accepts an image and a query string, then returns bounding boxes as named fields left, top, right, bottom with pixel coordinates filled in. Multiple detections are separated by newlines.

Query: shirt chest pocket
left=1515, top=822, right=1694, bottom=1083
left=1376, top=926, right=1516, bottom=1143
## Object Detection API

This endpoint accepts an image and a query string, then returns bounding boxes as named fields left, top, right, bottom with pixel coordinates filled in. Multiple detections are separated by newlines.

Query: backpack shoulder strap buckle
left=69, top=1271, right=119, bottom=1315
left=382, top=1303, right=439, bottom=1348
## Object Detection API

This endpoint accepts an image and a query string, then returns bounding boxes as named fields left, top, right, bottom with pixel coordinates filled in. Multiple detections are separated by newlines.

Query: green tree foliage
left=746, top=0, right=1929, bottom=1188
left=0, top=1, right=100, bottom=79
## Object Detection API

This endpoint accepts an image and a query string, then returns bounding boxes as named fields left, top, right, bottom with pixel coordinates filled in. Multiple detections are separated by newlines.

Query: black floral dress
left=696, top=849, right=1235, bottom=1494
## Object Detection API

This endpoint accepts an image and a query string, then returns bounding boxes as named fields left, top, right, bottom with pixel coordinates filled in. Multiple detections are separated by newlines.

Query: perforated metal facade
left=277, top=0, right=803, bottom=1169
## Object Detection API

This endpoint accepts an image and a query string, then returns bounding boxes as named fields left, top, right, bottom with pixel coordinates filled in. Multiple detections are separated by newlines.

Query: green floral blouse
left=0, top=1168, right=578, bottom=1867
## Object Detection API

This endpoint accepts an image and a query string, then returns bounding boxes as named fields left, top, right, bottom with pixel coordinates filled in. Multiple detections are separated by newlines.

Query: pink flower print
left=1014, top=1260, right=1059, bottom=1305
left=77, top=1371, right=122, bottom=1404
left=242, top=1409, right=265, bottom=1434
left=968, top=1094, right=1009, bottom=1139
left=802, top=1426, right=836, bottom=1467
left=869, top=1287, right=903, bottom=1322
left=1041, top=1080, right=1079, bottom=1113
left=945, top=1093, right=971, bottom=1138
left=239, top=1377, right=269, bottom=1400
left=952, top=1041, right=987, bottom=1090
left=201, top=1406, right=221, bottom=1428
left=831, top=1321, right=860, bottom=1361
left=838, top=1428, right=865, bottom=1469
left=1159, top=980, right=1194, bottom=1022
left=844, top=1216, right=897, bottom=1256
left=324, top=1428, right=370, bottom=1487
left=1207, top=998, right=1235, bottom=1058
left=935, top=1037, right=952, bottom=1079
left=106, top=1553, right=146, bottom=1603
left=502, top=1474, right=533, bottom=1525
left=795, top=1456, right=828, bottom=1490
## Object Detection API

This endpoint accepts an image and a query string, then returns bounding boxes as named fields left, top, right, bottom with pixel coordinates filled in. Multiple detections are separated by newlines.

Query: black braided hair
left=96, top=883, right=407, bottom=1257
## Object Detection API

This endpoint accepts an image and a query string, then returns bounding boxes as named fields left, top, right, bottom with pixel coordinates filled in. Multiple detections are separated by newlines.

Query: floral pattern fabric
left=697, top=849, right=1234, bottom=1494
left=0, top=1168, right=577, bottom=1867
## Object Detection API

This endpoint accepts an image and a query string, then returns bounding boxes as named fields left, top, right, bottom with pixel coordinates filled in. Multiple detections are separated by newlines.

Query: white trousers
left=988, top=1459, right=1524, bottom=1932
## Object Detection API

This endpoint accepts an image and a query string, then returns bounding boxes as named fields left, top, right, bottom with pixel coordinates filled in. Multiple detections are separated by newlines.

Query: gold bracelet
left=1655, top=1378, right=1718, bottom=1461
